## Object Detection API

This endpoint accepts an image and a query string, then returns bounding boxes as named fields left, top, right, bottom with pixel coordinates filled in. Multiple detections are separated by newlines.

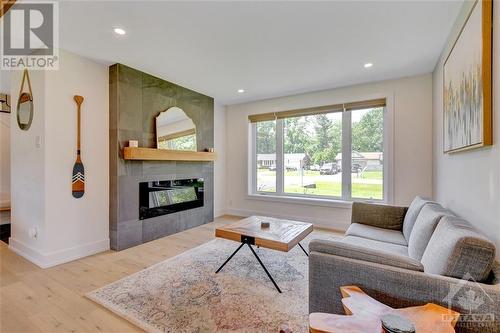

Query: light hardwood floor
left=0, top=215, right=338, bottom=333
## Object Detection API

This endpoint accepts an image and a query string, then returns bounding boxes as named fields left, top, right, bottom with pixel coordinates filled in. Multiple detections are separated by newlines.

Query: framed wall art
left=443, top=0, right=492, bottom=153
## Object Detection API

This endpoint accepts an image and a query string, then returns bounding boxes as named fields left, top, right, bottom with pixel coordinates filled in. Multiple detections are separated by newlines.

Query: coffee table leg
left=215, top=242, right=245, bottom=273
left=298, top=242, right=309, bottom=257
left=247, top=244, right=282, bottom=293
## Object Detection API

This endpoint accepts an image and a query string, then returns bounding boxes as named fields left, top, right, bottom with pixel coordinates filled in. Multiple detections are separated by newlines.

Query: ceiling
left=58, top=1, right=463, bottom=105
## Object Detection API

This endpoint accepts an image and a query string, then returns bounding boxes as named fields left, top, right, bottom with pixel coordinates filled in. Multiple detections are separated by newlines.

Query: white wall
left=0, top=109, right=10, bottom=201
left=43, top=51, right=109, bottom=258
left=10, top=69, right=46, bottom=257
left=9, top=50, right=109, bottom=267
left=432, top=2, right=500, bottom=258
left=214, top=102, right=227, bottom=217
left=226, top=74, right=433, bottom=230
left=0, top=71, right=10, bottom=92
left=0, top=70, right=11, bottom=221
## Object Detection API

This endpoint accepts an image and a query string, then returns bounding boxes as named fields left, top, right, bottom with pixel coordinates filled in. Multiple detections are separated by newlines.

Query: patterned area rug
left=87, top=234, right=335, bottom=333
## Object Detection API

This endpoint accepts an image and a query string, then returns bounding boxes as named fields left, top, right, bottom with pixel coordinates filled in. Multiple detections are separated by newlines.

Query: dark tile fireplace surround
left=109, top=64, right=214, bottom=250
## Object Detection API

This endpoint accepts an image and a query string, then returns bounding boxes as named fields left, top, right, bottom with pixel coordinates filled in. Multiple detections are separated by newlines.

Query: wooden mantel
left=123, top=147, right=217, bottom=162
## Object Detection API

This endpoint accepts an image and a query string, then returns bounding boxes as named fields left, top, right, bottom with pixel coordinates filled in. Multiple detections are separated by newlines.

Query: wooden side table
left=309, top=286, right=460, bottom=333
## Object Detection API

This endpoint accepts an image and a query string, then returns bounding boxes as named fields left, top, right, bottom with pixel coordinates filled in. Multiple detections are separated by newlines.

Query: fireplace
left=139, top=178, right=204, bottom=220
left=109, top=64, right=214, bottom=250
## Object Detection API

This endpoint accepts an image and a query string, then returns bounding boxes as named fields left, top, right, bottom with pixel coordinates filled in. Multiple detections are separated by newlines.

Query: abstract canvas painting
left=443, top=0, right=492, bottom=153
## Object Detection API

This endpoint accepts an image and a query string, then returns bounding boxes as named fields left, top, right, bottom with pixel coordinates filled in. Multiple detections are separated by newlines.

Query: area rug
left=86, top=234, right=335, bottom=333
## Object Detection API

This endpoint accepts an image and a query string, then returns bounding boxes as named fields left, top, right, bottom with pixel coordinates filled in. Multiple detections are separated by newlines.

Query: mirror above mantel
left=156, top=107, right=197, bottom=151
left=123, top=106, right=215, bottom=162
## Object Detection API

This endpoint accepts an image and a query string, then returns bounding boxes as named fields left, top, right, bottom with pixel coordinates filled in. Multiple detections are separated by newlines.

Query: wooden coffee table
left=309, top=286, right=460, bottom=333
left=215, top=216, right=313, bottom=293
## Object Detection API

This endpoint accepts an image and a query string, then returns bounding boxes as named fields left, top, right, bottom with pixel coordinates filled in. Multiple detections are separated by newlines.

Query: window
left=284, top=113, right=342, bottom=197
left=256, top=120, right=276, bottom=192
left=351, top=107, right=384, bottom=200
left=250, top=98, right=387, bottom=202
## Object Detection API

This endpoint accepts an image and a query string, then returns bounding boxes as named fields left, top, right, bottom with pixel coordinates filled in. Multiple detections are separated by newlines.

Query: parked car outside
left=320, top=163, right=339, bottom=175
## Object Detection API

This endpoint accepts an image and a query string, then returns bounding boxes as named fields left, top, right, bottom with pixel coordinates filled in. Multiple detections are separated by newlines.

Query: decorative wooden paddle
left=72, top=95, right=85, bottom=198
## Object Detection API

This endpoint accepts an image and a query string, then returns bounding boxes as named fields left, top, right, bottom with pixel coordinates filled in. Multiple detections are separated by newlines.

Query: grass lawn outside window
left=257, top=169, right=383, bottom=200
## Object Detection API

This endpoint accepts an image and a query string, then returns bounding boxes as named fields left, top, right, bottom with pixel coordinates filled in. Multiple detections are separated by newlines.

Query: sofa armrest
left=309, top=251, right=500, bottom=333
left=351, top=202, right=407, bottom=230
left=309, top=239, right=423, bottom=271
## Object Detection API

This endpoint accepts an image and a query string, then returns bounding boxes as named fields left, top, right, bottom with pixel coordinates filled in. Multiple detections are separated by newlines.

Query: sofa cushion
left=403, top=196, right=434, bottom=241
left=351, top=202, right=407, bottom=230
left=421, top=216, right=496, bottom=282
left=346, top=223, right=407, bottom=246
left=342, top=236, right=408, bottom=257
left=407, top=203, right=450, bottom=261
left=309, top=239, right=423, bottom=271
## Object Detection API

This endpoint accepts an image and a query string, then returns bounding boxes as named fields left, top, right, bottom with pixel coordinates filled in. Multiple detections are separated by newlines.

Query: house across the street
left=335, top=151, right=383, bottom=169
left=257, top=153, right=306, bottom=169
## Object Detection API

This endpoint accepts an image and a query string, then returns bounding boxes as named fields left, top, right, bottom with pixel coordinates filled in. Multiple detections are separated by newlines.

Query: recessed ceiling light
left=364, top=63, right=373, bottom=68
left=114, top=28, right=126, bottom=35
left=237, top=89, right=245, bottom=93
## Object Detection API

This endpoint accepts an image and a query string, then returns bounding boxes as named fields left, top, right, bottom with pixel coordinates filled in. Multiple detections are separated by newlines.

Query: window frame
left=248, top=95, right=394, bottom=204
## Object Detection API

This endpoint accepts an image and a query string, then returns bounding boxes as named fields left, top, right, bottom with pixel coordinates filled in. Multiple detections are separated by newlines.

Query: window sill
left=246, top=193, right=353, bottom=209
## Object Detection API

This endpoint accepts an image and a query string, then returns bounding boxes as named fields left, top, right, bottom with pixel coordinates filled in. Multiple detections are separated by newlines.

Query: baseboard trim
left=8, top=238, right=47, bottom=268
left=9, top=237, right=110, bottom=268
left=214, top=210, right=228, bottom=218
left=225, top=208, right=348, bottom=231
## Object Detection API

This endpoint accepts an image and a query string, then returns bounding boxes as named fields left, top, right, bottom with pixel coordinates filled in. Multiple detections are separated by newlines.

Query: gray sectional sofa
left=309, top=197, right=500, bottom=333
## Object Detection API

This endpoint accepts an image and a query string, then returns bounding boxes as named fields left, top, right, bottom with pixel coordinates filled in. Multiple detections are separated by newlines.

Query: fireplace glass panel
left=139, top=178, right=204, bottom=220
